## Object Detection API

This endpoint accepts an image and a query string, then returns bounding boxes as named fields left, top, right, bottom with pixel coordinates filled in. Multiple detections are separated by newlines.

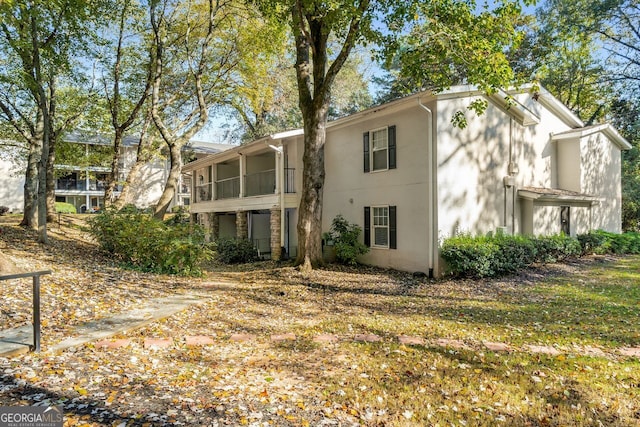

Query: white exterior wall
left=581, top=134, right=623, bottom=233
left=556, top=139, right=581, bottom=192
left=0, top=158, right=25, bottom=213
left=126, top=157, right=168, bottom=208
left=323, top=102, right=432, bottom=273
left=435, top=96, right=512, bottom=238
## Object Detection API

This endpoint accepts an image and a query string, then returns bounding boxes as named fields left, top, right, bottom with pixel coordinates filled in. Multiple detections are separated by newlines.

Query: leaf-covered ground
left=1, top=215, right=639, bottom=426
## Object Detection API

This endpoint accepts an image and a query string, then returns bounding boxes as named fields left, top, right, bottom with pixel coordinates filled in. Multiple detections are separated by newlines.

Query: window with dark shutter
left=388, top=126, right=396, bottom=169
left=365, top=126, right=396, bottom=173
left=363, top=132, right=370, bottom=173
left=389, top=205, right=397, bottom=249
left=364, top=206, right=371, bottom=247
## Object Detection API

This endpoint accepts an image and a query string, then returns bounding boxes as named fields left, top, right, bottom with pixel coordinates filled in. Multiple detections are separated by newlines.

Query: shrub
left=324, top=215, right=369, bottom=265
left=86, top=209, right=212, bottom=276
left=578, top=230, right=640, bottom=255
left=533, top=234, right=581, bottom=263
left=0, top=206, right=9, bottom=215
left=55, top=202, right=77, bottom=214
left=441, top=232, right=582, bottom=278
left=215, top=237, right=259, bottom=264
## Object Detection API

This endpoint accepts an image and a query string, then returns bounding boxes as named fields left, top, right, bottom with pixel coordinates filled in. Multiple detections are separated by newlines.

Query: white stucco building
left=183, top=85, right=631, bottom=276
left=0, top=133, right=232, bottom=214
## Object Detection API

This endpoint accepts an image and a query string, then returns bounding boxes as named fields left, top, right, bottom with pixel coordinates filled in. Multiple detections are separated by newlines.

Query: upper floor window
left=364, top=125, right=396, bottom=172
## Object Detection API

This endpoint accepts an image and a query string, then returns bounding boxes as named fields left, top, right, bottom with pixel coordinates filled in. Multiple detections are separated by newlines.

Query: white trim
left=370, top=126, right=390, bottom=172
left=551, top=123, right=632, bottom=150
left=371, top=205, right=390, bottom=249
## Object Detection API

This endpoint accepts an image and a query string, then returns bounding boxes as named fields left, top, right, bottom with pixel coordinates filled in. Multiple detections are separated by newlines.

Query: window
left=363, top=125, right=396, bottom=172
left=364, top=206, right=397, bottom=249
left=373, top=206, right=389, bottom=247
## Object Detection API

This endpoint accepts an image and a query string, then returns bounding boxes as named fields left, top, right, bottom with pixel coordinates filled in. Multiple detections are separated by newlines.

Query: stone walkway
left=89, top=332, right=640, bottom=360
left=2, top=294, right=639, bottom=360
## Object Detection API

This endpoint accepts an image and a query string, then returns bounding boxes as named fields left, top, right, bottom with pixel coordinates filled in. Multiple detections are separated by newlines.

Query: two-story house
left=183, top=85, right=631, bottom=276
left=0, top=133, right=232, bottom=213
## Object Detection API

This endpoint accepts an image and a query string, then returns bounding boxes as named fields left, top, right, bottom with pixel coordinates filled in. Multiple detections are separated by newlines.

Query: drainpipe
left=418, top=97, right=437, bottom=278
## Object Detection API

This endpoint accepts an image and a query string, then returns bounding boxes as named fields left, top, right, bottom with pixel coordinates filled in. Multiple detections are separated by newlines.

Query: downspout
left=418, top=97, right=437, bottom=278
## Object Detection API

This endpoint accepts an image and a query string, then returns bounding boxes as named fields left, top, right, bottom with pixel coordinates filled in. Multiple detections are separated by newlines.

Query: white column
left=239, top=154, right=245, bottom=198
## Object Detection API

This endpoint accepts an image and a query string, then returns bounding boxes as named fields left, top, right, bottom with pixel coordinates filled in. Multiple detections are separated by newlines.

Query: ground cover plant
left=0, top=216, right=639, bottom=426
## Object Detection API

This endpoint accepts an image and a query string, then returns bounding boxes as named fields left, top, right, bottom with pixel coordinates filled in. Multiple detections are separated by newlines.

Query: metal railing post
left=0, top=270, right=50, bottom=353
left=32, top=275, right=41, bottom=352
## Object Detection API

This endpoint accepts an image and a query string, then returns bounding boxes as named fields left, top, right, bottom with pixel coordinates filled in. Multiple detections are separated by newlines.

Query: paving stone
left=185, top=336, right=215, bottom=346
left=94, top=339, right=131, bottom=349
left=230, top=333, right=256, bottom=342
left=523, top=344, right=561, bottom=356
left=579, top=345, right=607, bottom=357
left=618, top=347, right=640, bottom=357
left=313, top=334, right=339, bottom=343
left=398, top=335, right=425, bottom=346
left=483, top=341, right=511, bottom=352
left=144, top=338, right=173, bottom=349
left=271, top=333, right=296, bottom=342
left=354, top=333, right=382, bottom=343
left=434, top=338, right=468, bottom=350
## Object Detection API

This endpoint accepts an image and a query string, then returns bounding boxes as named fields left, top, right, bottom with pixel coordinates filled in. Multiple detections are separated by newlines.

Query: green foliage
left=55, top=202, right=77, bottom=214
left=214, top=237, right=259, bottom=264
left=380, top=0, right=525, bottom=106
left=0, top=206, right=9, bottom=215
left=441, top=233, right=581, bottom=278
left=578, top=230, right=640, bottom=255
left=533, top=234, right=582, bottom=263
left=86, top=209, right=212, bottom=276
left=325, top=215, right=369, bottom=265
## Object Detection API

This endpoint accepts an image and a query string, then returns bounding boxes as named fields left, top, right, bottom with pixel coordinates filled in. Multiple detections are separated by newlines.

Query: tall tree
left=98, top=0, right=153, bottom=207
left=256, top=0, right=528, bottom=271
left=149, top=0, right=261, bottom=219
left=0, top=0, right=99, bottom=242
left=508, top=2, right=614, bottom=124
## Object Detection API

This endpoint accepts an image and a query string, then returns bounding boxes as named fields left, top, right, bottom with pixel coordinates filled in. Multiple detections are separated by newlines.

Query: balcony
left=196, top=184, right=213, bottom=202
left=215, top=177, right=240, bottom=200
left=245, top=169, right=275, bottom=197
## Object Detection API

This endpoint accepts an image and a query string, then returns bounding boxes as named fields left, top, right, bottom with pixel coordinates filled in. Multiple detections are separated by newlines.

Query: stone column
left=270, top=207, right=282, bottom=260
left=208, top=212, right=219, bottom=242
left=236, top=210, right=248, bottom=239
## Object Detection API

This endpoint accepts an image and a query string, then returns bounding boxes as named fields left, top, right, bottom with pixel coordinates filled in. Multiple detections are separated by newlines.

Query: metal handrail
left=0, top=270, right=51, bottom=352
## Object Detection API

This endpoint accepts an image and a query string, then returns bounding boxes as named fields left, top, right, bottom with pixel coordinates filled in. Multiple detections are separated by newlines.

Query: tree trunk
left=104, top=129, right=124, bottom=207
left=153, top=141, right=181, bottom=220
left=295, top=109, right=327, bottom=272
left=20, top=136, right=40, bottom=228
left=46, top=134, right=57, bottom=222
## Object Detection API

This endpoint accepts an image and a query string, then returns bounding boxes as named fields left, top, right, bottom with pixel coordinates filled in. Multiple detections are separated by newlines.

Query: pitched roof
left=518, top=187, right=600, bottom=204
left=551, top=123, right=632, bottom=150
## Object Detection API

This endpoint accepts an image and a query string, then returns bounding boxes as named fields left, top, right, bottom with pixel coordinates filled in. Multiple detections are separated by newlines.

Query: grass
left=1, top=216, right=639, bottom=425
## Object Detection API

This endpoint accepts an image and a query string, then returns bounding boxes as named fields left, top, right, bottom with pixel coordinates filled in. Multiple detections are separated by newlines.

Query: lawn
left=1, top=215, right=639, bottom=426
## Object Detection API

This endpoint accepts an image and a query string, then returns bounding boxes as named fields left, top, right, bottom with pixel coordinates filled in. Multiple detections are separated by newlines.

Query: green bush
left=533, top=234, right=581, bottom=263
left=215, top=237, right=259, bottom=264
left=578, top=230, right=640, bottom=255
left=324, top=215, right=369, bottom=265
left=86, top=209, right=212, bottom=276
left=55, top=202, right=77, bottom=214
left=441, top=232, right=582, bottom=278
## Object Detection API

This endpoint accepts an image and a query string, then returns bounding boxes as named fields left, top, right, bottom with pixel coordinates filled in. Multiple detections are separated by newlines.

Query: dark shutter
left=363, top=132, right=370, bottom=172
left=364, top=206, right=371, bottom=247
left=388, top=125, right=396, bottom=169
left=389, top=205, right=397, bottom=249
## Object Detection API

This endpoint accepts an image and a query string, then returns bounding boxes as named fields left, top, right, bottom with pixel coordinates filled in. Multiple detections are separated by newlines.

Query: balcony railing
left=245, top=169, right=275, bottom=197
left=196, top=184, right=212, bottom=202
left=284, top=168, right=295, bottom=193
left=215, top=177, right=240, bottom=200
left=56, top=179, right=121, bottom=192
